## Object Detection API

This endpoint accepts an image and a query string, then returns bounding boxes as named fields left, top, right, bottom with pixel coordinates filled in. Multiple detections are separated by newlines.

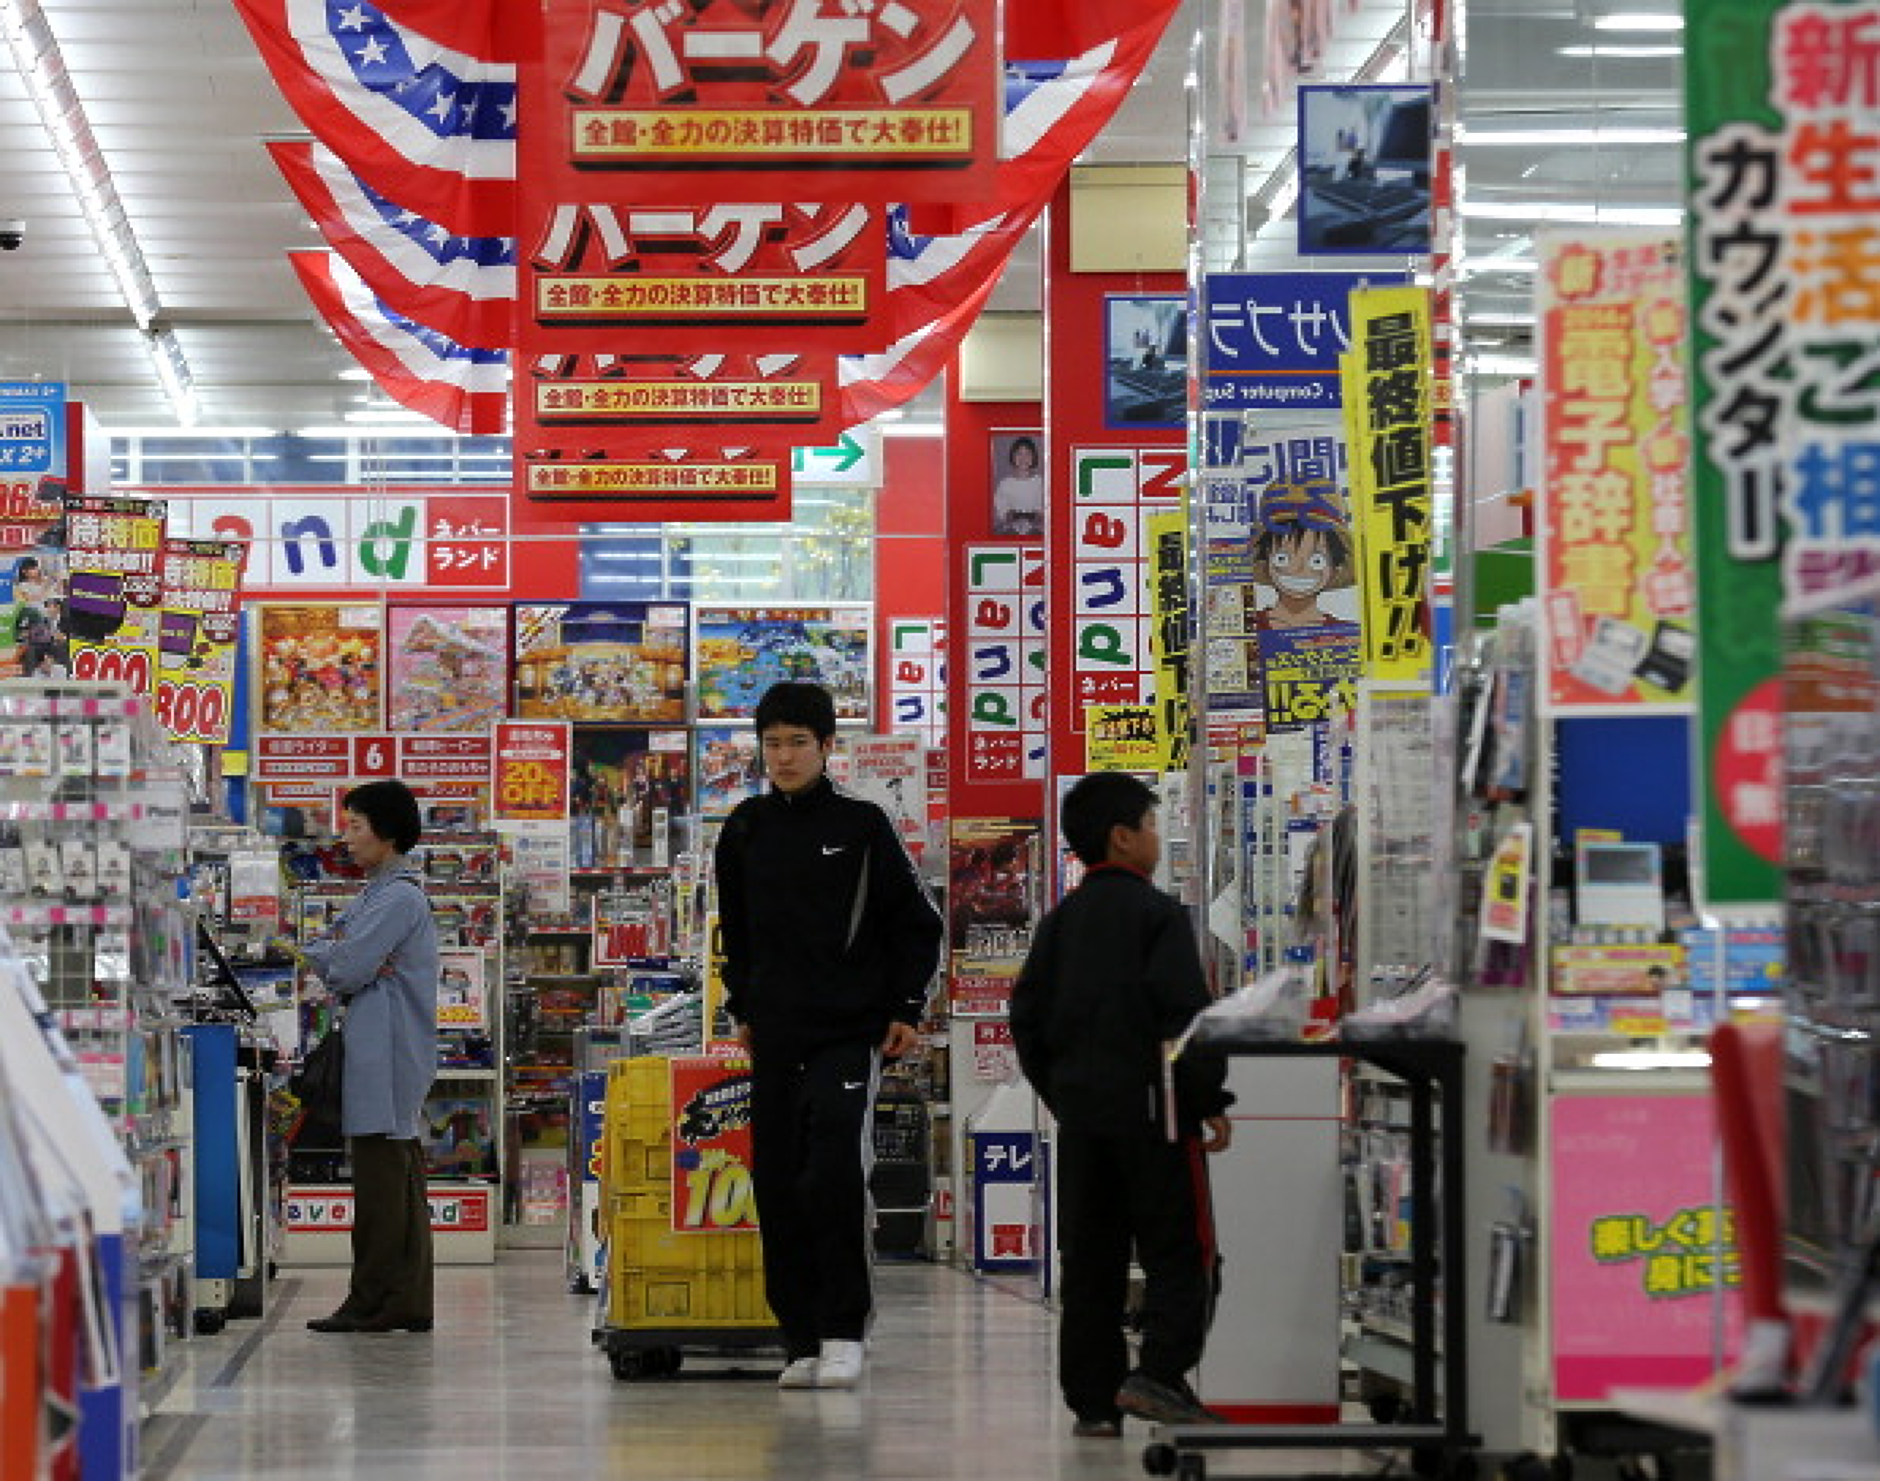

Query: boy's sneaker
left=815, top=1339, right=866, bottom=1388
left=777, top=1356, right=819, bottom=1389
left=1116, top=1373, right=1224, bottom=1425
left=1071, top=1415, right=1124, bottom=1438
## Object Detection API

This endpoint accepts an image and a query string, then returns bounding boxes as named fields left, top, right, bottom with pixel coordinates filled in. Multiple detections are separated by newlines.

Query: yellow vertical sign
left=1147, top=503, right=1192, bottom=772
left=1341, top=287, right=1435, bottom=683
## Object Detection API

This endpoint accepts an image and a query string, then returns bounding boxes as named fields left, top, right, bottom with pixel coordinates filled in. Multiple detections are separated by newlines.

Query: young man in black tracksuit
left=1011, top=771, right=1234, bottom=1436
left=714, top=681, right=943, bottom=1391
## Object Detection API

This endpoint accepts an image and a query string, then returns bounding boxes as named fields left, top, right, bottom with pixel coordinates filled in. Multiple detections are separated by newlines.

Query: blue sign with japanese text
left=0, top=382, right=65, bottom=476
left=1202, top=273, right=1405, bottom=410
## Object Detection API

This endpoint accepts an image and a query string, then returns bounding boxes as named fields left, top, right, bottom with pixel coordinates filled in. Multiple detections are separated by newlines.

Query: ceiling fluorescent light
left=1557, top=43, right=1681, bottom=57
left=879, top=422, right=947, bottom=438
left=1460, top=202, right=1683, bottom=226
left=1466, top=128, right=1684, bottom=146
left=1592, top=12, right=1684, bottom=29
left=1589, top=1050, right=1712, bottom=1070
left=143, top=326, right=198, bottom=427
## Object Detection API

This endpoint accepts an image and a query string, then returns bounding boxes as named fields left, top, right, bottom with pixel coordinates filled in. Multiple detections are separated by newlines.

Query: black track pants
left=749, top=1038, right=881, bottom=1360
left=1056, top=1123, right=1216, bottom=1419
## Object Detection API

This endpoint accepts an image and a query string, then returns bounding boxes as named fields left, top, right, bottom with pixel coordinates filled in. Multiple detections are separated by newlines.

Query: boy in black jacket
left=1011, top=771, right=1233, bottom=1436
left=714, top=681, right=943, bottom=1391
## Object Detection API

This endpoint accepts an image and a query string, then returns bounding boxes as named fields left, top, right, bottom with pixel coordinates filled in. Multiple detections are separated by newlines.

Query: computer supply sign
left=0, top=382, right=65, bottom=479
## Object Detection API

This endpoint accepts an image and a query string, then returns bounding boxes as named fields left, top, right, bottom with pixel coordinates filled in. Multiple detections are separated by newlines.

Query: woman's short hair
left=342, top=779, right=423, bottom=854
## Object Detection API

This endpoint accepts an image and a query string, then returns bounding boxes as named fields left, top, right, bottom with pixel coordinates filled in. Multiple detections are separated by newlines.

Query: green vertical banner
left=1685, top=0, right=1787, bottom=906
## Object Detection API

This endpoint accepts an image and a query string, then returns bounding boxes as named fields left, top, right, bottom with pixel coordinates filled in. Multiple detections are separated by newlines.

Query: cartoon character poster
left=387, top=607, right=509, bottom=733
left=513, top=603, right=689, bottom=723
left=257, top=603, right=383, bottom=733
left=569, top=727, right=692, bottom=868
left=694, top=605, right=871, bottom=721
left=694, top=724, right=765, bottom=818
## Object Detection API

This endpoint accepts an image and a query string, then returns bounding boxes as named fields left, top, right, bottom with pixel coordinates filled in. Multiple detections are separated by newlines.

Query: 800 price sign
left=155, top=677, right=232, bottom=745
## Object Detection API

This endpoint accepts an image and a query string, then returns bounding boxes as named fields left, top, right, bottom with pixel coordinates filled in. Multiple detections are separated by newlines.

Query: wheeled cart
left=594, top=1054, right=782, bottom=1381
left=1142, top=1039, right=1478, bottom=1480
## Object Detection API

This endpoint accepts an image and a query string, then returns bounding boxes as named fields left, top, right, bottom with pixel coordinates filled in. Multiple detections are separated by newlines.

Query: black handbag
left=288, top=1024, right=345, bottom=1146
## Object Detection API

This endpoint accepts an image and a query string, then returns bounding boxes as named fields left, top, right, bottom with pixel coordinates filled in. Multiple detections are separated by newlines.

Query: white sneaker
left=815, top=1339, right=865, bottom=1388
left=778, top=1356, right=819, bottom=1389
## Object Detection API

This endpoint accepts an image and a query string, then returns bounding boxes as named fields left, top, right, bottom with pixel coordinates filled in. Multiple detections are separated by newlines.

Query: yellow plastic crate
left=603, top=1056, right=673, bottom=1202
left=607, top=1197, right=770, bottom=1329
left=600, top=1055, right=772, bottom=1334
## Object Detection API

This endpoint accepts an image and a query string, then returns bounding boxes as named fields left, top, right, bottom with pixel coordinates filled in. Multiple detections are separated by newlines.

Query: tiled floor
left=147, top=1252, right=1389, bottom=1479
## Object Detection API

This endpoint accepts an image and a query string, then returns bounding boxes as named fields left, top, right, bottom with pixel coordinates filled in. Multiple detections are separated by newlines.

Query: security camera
left=0, top=221, right=23, bottom=251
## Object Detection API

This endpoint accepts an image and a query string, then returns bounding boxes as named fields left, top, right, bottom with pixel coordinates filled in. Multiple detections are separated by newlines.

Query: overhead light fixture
left=1592, top=12, right=1684, bottom=29
left=337, top=366, right=374, bottom=382
left=1467, top=311, right=1537, bottom=328
left=344, top=407, right=435, bottom=425
left=1459, top=258, right=1541, bottom=276
left=1470, top=352, right=1539, bottom=377
left=1558, top=43, right=1681, bottom=56
left=1589, top=1050, right=1712, bottom=1070
left=879, top=422, right=946, bottom=438
left=1460, top=202, right=1683, bottom=226
left=0, top=0, right=195, bottom=423
left=110, top=425, right=279, bottom=439
left=1466, top=127, right=1685, bottom=146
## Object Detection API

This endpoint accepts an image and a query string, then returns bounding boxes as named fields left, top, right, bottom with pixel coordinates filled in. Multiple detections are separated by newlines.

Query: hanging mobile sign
left=62, top=494, right=167, bottom=697
left=520, top=449, right=793, bottom=524
left=523, top=202, right=888, bottom=355
left=1684, top=0, right=1787, bottom=905
left=1341, top=286, right=1435, bottom=682
left=529, top=0, right=997, bottom=205
left=1538, top=230, right=1695, bottom=712
left=156, top=537, right=245, bottom=745
left=1201, top=272, right=1405, bottom=411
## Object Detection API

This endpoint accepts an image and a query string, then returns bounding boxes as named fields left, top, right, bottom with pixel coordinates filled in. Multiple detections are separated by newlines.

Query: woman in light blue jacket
left=301, top=780, right=439, bottom=1334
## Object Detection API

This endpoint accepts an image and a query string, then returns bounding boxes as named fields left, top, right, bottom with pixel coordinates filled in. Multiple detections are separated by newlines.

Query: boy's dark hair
left=343, top=779, right=423, bottom=854
left=1060, top=771, right=1157, bottom=868
left=753, top=680, right=837, bottom=742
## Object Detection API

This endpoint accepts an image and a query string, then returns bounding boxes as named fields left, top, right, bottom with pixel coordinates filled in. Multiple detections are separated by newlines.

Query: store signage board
left=793, top=431, right=880, bottom=487
left=1147, top=505, right=1192, bottom=771
left=520, top=451, right=794, bottom=525
left=0, top=381, right=64, bottom=478
left=1537, top=230, right=1695, bottom=714
left=286, top=1186, right=492, bottom=1234
left=1202, top=272, right=1405, bottom=411
left=165, top=492, right=511, bottom=594
left=1550, top=1094, right=1740, bottom=1401
left=1684, top=0, right=1786, bottom=905
left=527, top=0, right=997, bottom=205
left=253, top=734, right=491, bottom=787
left=886, top=617, right=947, bottom=747
left=962, top=546, right=1045, bottom=783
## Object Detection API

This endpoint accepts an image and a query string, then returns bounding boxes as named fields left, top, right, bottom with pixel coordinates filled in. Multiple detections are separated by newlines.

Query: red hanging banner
left=528, top=0, right=997, bottom=205
left=519, top=201, right=888, bottom=356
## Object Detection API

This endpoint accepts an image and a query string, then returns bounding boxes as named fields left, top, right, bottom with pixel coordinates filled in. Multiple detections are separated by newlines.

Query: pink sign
left=1550, top=1094, right=1741, bottom=1401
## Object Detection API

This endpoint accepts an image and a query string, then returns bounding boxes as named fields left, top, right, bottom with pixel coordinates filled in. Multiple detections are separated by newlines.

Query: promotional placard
left=522, top=451, right=794, bottom=525
left=494, top=721, right=573, bottom=823
left=1341, top=286, right=1435, bottom=682
left=669, top=1055, right=757, bottom=1234
left=63, top=494, right=168, bottom=697
left=1201, top=272, right=1406, bottom=411
left=514, top=603, right=690, bottom=723
left=528, top=0, right=996, bottom=205
left=885, top=618, right=948, bottom=747
left=437, top=947, right=490, bottom=1031
left=694, top=606, right=871, bottom=721
left=1085, top=703, right=1161, bottom=771
left=156, top=537, right=245, bottom=746
left=1539, top=231, right=1694, bottom=711
left=1147, top=506, right=1192, bottom=772
left=834, top=732, right=929, bottom=857
left=694, top=725, right=765, bottom=819
left=255, top=603, right=384, bottom=733
left=387, top=607, right=509, bottom=734
left=947, top=817, right=1039, bottom=1017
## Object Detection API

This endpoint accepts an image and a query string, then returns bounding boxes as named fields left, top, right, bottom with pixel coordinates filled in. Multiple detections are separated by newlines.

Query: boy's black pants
left=1056, top=1121, right=1217, bottom=1419
left=750, top=1038, right=881, bottom=1360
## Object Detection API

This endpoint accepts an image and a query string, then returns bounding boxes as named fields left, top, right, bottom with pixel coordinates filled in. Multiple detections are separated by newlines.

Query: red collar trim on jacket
left=1085, top=861, right=1151, bottom=881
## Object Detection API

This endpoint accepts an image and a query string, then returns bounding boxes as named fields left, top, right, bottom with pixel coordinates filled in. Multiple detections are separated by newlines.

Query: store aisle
left=146, top=1252, right=1380, bottom=1479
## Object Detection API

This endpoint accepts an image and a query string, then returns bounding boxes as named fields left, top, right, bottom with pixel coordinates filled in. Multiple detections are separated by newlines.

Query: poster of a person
left=990, top=432, right=1045, bottom=539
